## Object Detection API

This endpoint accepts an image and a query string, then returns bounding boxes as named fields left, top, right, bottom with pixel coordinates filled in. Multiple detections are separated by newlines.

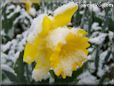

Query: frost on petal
left=53, top=2, right=78, bottom=28
left=47, top=27, right=70, bottom=50
left=24, top=14, right=52, bottom=64
left=52, top=50, right=87, bottom=79
left=47, top=28, right=89, bottom=78
left=32, top=51, right=51, bottom=81
left=27, top=14, right=46, bottom=42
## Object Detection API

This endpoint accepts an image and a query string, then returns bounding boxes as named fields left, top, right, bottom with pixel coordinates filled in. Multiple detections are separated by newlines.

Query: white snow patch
left=6, top=4, right=15, bottom=13
left=1, top=30, right=6, bottom=36
left=91, top=22, right=102, bottom=31
left=89, top=4, right=100, bottom=13
left=88, top=62, right=96, bottom=73
left=27, top=14, right=46, bottom=43
left=29, top=7, right=36, bottom=17
left=89, top=33, right=107, bottom=45
left=97, top=50, right=108, bottom=77
left=108, top=31, right=114, bottom=41
left=1, top=30, right=29, bottom=63
left=7, top=5, right=21, bottom=19
left=2, top=41, right=12, bottom=52
left=78, top=71, right=99, bottom=84
left=1, top=64, right=16, bottom=76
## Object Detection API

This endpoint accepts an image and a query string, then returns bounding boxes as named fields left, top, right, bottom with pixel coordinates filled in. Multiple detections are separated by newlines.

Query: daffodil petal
left=41, top=16, right=52, bottom=35
left=53, top=50, right=87, bottom=78
left=47, top=27, right=89, bottom=78
left=53, top=2, right=78, bottom=28
left=47, top=27, right=70, bottom=50
left=24, top=14, right=52, bottom=64
left=32, top=52, right=50, bottom=81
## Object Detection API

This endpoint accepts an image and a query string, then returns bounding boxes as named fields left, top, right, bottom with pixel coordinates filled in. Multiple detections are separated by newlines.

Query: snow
left=7, top=5, right=21, bottom=19
left=1, top=30, right=29, bottom=63
left=49, top=73, right=55, bottom=84
left=108, top=31, right=114, bottom=41
left=29, top=7, right=36, bottom=17
left=6, top=4, right=15, bottom=13
left=101, top=3, right=113, bottom=8
left=1, top=52, right=7, bottom=64
left=89, top=4, right=100, bottom=13
left=77, top=71, right=99, bottom=84
left=27, top=14, right=46, bottom=43
left=98, top=11, right=105, bottom=17
left=1, top=1, right=114, bottom=84
left=88, top=62, right=95, bottom=73
left=109, top=79, right=114, bottom=84
left=2, top=41, right=12, bottom=52
left=54, top=2, right=77, bottom=16
left=13, top=8, right=33, bottom=25
left=47, top=27, right=70, bottom=49
left=89, top=33, right=107, bottom=45
left=1, top=30, right=6, bottom=36
left=1, top=64, right=16, bottom=76
left=79, top=10, right=84, bottom=14
left=97, top=50, right=108, bottom=77
left=91, top=22, right=102, bottom=31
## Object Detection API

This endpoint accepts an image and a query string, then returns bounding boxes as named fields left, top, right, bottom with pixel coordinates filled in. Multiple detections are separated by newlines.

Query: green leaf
left=13, top=52, right=27, bottom=84
left=2, top=70, right=18, bottom=82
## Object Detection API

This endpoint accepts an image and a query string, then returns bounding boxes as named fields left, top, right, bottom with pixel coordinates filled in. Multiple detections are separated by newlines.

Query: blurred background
left=1, top=0, right=114, bottom=85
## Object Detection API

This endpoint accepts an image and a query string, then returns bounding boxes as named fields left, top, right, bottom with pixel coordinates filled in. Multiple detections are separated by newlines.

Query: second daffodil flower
left=23, top=2, right=90, bottom=81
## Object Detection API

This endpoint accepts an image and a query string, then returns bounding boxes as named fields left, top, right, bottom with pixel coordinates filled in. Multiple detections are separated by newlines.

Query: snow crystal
left=1, top=64, right=16, bottom=76
left=47, top=27, right=70, bottom=49
left=7, top=5, right=21, bottom=19
left=89, top=4, right=100, bottom=13
left=27, top=14, right=46, bottom=43
left=109, top=79, right=114, bottom=84
left=6, top=4, right=15, bottom=13
left=91, top=22, right=102, bottom=31
left=90, top=31, right=99, bottom=38
left=2, top=41, right=12, bottom=52
left=79, top=10, right=84, bottom=14
left=13, top=9, right=33, bottom=25
left=48, top=73, right=55, bottom=84
left=98, top=11, right=105, bottom=17
left=54, top=2, right=77, bottom=16
left=1, top=52, right=7, bottom=64
left=97, top=50, right=108, bottom=77
left=88, top=62, right=96, bottom=73
left=108, top=31, right=114, bottom=41
left=87, top=55, right=92, bottom=60
left=29, top=8, right=36, bottom=17
left=89, top=33, right=107, bottom=45
left=88, top=47, right=94, bottom=53
left=1, top=30, right=6, bottom=36
left=1, top=30, right=29, bottom=63
left=77, top=71, right=99, bottom=84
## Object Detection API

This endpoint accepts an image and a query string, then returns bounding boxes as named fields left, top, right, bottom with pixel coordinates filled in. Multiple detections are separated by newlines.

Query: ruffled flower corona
left=23, top=2, right=90, bottom=81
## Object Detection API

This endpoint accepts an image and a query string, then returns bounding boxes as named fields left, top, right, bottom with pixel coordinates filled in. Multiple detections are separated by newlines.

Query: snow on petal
left=53, top=2, right=78, bottom=28
left=47, top=27, right=89, bottom=78
left=24, top=14, right=52, bottom=64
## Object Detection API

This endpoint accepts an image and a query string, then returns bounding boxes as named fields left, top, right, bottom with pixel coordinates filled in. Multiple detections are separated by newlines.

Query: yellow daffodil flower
left=23, top=2, right=89, bottom=81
